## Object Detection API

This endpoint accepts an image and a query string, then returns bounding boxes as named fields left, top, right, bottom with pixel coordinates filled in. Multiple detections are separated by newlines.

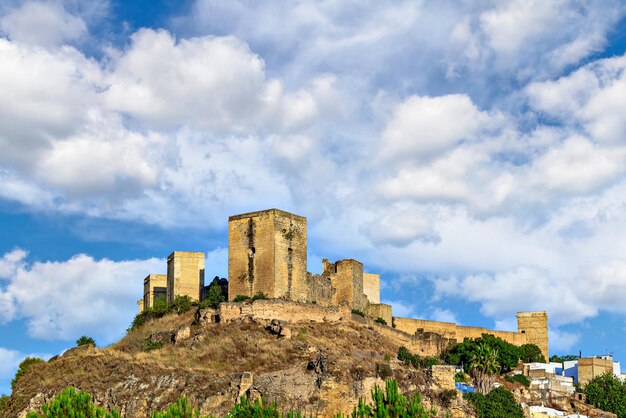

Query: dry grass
left=4, top=311, right=442, bottom=418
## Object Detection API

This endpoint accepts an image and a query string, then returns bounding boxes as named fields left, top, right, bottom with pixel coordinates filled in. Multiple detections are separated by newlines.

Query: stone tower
left=166, top=251, right=205, bottom=304
left=143, top=274, right=167, bottom=309
left=228, top=209, right=308, bottom=302
left=517, top=311, right=549, bottom=360
left=322, top=258, right=367, bottom=310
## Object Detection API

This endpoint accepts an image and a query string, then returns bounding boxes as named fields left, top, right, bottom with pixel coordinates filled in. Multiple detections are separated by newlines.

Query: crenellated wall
left=393, top=314, right=548, bottom=359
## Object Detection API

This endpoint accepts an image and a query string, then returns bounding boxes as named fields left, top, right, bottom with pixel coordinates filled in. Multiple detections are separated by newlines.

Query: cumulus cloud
left=0, top=1, right=87, bottom=47
left=0, top=249, right=164, bottom=342
left=362, top=207, right=439, bottom=247
left=379, top=95, right=493, bottom=162
left=549, top=329, right=581, bottom=353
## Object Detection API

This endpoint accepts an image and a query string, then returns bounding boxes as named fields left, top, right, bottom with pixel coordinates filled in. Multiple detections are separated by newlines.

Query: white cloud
left=105, top=29, right=335, bottom=133
left=382, top=299, right=416, bottom=318
left=362, top=207, right=439, bottom=247
left=0, top=249, right=163, bottom=342
left=0, top=1, right=87, bottom=47
left=0, top=347, right=21, bottom=378
left=0, top=248, right=27, bottom=279
left=527, top=53, right=626, bottom=144
left=379, top=95, right=493, bottom=162
left=549, top=329, right=581, bottom=353
left=430, top=308, right=458, bottom=324
left=528, top=136, right=626, bottom=195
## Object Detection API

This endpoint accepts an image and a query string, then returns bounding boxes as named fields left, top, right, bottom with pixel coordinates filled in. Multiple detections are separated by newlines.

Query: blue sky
left=2, top=0, right=626, bottom=396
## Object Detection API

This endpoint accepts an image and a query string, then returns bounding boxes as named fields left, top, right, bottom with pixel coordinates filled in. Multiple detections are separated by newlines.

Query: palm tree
left=469, top=342, right=500, bottom=394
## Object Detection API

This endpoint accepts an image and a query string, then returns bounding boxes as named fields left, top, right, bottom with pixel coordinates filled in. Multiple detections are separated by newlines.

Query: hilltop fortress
left=139, top=208, right=549, bottom=359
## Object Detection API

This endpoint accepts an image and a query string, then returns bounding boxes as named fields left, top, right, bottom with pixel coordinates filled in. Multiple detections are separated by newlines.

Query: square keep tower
left=228, top=209, right=307, bottom=302
left=517, top=311, right=549, bottom=360
left=167, top=251, right=205, bottom=303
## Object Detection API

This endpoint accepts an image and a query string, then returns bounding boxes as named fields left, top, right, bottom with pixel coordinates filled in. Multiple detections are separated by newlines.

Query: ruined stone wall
left=430, top=365, right=456, bottom=391
left=363, top=273, right=380, bottom=304
left=578, top=358, right=614, bottom=386
left=328, top=259, right=367, bottom=309
left=306, top=273, right=335, bottom=307
left=517, top=311, right=549, bottom=360
left=167, top=252, right=205, bottom=303
left=143, top=274, right=167, bottom=309
left=365, top=303, right=392, bottom=326
left=393, top=317, right=529, bottom=350
left=220, top=299, right=351, bottom=323
left=228, top=209, right=307, bottom=302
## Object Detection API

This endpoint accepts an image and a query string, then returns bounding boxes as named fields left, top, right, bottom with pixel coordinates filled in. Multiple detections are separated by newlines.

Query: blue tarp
left=455, top=382, right=476, bottom=393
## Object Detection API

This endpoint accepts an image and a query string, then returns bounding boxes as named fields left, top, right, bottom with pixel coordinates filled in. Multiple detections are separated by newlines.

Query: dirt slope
left=3, top=311, right=474, bottom=417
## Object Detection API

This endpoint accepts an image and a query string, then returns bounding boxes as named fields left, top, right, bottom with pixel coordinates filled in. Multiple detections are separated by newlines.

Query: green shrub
left=12, top=357, right=44, bottom=391
left=143, top=338, right=164, bottom=352
left=130, top=295, right=198, bottom=331
left=375, top=317, right=387, bottom=326
left=397, top=346, right=413, bottom=366
left=397, top=346, right=439, bottom=369
left=150, top=396, right=202, bottom=418
left=455, top=371, right=469, bottom=383
left=343, top=379, right=437, bottom=417
left=445, top=334, right=538, bottom=374
left=351, top=309, right=365, bottom=317
left=76, top=335, right=96, bottom=347
left=519, top=344, right=545, bottom=363
left=233, top=295, right=251, bottom=302
left=25, top=387, right=121, bottom=418
left=251, top=292, right=268, bottom=301
left=0, top=394, right=9, bottom=415
left=438, top=389, right=458, bottom=407
left=198, top=278, right=226, bottom=310
left=584, top=373, right=626, bottom=418
left=464, top=387, right=523, bottom=418
left=505, top=374, right=530, bottom=387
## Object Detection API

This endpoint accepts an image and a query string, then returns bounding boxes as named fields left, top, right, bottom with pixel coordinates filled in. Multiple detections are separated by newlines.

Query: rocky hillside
left=3, top=308, right=477, bottom=417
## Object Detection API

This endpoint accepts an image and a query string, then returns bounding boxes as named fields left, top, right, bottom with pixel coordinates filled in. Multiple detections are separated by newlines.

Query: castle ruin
left=138, top=208, right=549, bottom=358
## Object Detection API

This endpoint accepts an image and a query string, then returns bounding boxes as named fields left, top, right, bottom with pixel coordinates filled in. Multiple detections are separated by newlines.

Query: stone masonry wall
left=365, top=303, right=392, bottom=326
left=219, top=299, right=453, bottom=357
left=517, top=311, right=549, bottom=360
left=393, top=316, right=530, bottom=351
left=306, top=273, right=335, bottom=307
left=143, top=274, right=167, bottom=309
left=578, top=358, right=614, bottom=386
left=363, top=273, right=380, bottom=304
left=167, top=252, right=205, bottom=303
left=220, top=299, right=351, bottom=323
left=328, top=259, right=367, bottom=310
left=228, top=209, right=307, bottom=302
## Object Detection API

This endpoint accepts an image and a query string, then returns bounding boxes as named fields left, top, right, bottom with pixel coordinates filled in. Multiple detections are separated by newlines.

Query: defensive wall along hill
left=138, top=208, right=550, bottom=359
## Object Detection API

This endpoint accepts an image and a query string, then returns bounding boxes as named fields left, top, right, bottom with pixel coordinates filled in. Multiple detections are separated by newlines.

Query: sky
left=1, top=0, right=626, bottom=396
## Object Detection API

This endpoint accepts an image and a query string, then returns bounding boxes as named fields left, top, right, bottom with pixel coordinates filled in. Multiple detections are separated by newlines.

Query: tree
left=584, top=373, right=626, bottom=418
left=26, top=387, right=120, bottom=418
left=519, top=344, right=545, bottom=363
left=468, top=342, right=500, bottom=394
left=12, top=357, right=44, bottom=391
left=0, top=394, right=9, bottom=415
left=199, top=277, right=226, bottom=309
left=347, top=379, right=437, bottom=418
left=465, top=387, right=524, bottom=418
left=549, top=354, right=579, bottom=363
left=76, top=336, right=96, bottom=347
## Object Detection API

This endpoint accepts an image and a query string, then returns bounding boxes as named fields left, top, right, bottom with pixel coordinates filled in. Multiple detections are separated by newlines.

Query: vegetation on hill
left=584, top=373, right=626, bottom=418
left=21, top=380, right=438, bottom=418
left=12, top=357, right=45, bottom=391
left=445, top=334, right=544, bottom=374
left=464, top=387, right=524, bottom=418
left=549, top=354, right=579, bottom=363
left=397, top=347, right=440, bottom=369
left=26, top=387, right=120, bottom=418
left=76, top=336, right=96, bottom=347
